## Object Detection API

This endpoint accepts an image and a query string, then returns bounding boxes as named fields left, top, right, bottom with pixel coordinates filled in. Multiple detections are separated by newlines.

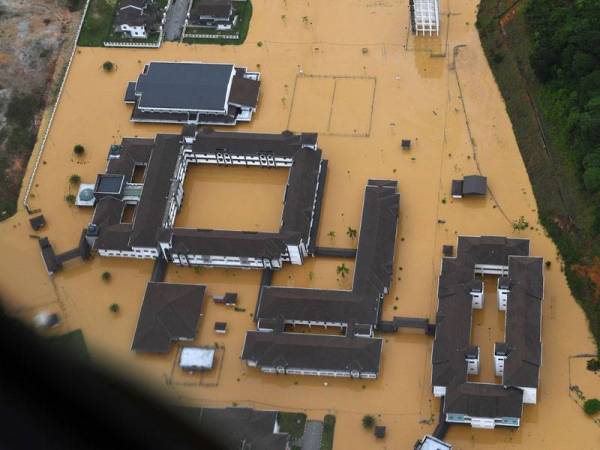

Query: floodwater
left=1, top=0, right=599, bottom=448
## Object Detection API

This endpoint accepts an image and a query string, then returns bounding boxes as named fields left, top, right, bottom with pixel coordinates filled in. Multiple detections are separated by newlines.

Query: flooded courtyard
left=1, top=0, right=599, bottom=448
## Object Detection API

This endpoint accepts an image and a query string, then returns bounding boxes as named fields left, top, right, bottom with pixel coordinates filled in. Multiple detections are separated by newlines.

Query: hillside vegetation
left=477, top=0, right=600, bottom=351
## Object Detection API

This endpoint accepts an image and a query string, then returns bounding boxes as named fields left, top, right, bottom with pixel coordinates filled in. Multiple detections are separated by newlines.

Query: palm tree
left=73, top=144, right=85, bottom=156
left=362, top=414, right=375, bottom=429
left=336, top=263, right=349, bottom=278
left=102, top=61, right=114, bottom=72
left=69, top=174, right=81, bottom=185
left=346, top=226, right=357, bottom=239
left=327, top=230, right=336, bottom=240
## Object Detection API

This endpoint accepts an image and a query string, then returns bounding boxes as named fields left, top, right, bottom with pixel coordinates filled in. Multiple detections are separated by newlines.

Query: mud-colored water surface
left=1, top=0, right=599, bottom=448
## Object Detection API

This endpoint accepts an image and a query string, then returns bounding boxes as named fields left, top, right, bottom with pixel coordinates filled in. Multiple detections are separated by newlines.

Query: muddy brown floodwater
left=1, top=0, right=599, bottom=448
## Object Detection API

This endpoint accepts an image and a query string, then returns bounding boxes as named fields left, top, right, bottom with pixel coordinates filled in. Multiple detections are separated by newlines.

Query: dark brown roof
left=132, top=282, right=206, bottom=353
left=242, top=331, right=383, bottom=375
left=169, top=229, right=294, bottom=259
left=444, top=383, right=524, bottom=419
left=181, top=407, right=289, bottom=450
left=114, top=0, right=162, bottom=28
left=256, top=180, right=400, bottom=327
left=228, top=74, right=260, bottom=108
left=189, top=0, right=232, bottom=21
left=191, top=128, right=318, bottom=159
left=502, top=256, right=543, bottom=388
left=129, top=134, right=182, bottom=248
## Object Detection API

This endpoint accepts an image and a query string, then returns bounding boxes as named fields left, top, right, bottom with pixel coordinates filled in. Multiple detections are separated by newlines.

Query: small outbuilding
left=29, top=215, right=46, bottom=231
left=401, top=139, right=412, bottom=150
left=179, top=347, right=215, bottom=371
left=374, top=425, right=386, bottom=439
left=451, top=175, right=487, bottom=198
left=213, top=292, right=238, bottom=306
left=214, top=322, right=228, bottom=334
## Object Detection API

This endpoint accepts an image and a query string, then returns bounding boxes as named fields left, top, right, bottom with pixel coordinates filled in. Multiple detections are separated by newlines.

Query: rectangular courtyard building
left=124, top=62, right=260, bottom=125
left=431, top=236, right=543, bottom=429
left=85, top=128, right=327, bottom=270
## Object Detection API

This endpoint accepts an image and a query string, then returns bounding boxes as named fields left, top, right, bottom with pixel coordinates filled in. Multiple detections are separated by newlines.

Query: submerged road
left=163, top=0, right=190, bottom=41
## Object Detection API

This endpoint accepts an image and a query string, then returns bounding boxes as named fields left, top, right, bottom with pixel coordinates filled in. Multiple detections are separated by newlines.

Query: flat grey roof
left=135, top=62, right=234, bottom=112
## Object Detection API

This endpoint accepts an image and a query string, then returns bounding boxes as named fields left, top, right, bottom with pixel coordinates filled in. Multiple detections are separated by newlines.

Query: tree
left=512, top=216, right=529, bottom=231
left=587, top=359, right=600, bottom=372
left=583, top=166, right=600, bottom=192
left=362, top=414, right=375, bottom=429
left=109, top=303, right=120, bottom=313
left=69, top=174, right=81, bottom=185
left=584, top=398, right=600, bottom=415
left=65, top=194, right=76, bottom=204
left=327, top=230, right=336, bottom=240
left=336, top=263, right=349, bottom=278
left=102, top=61, right=114, bottom=72
left=73, top=144, right=85, bottom=156
left=101, top=271, right=112, bottom=282
left=346, top=226, right=357, bottom=239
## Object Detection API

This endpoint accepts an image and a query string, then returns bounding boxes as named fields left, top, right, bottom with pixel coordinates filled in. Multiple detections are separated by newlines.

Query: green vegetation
left=320, top=415, right=336, bottom=450
left=183, top=0, right=253, bottom=45
left=0, top=91, right=45, bottom=219
left=336, top=263, right=349, bottom=278
left=78, top=0, right=116, bottom=46
left=362, top=414, right=375, bottom=429
left=109, top=303, right=120, bottom=313
left=101, top=271, right=112, bottom=282
left=477, top=0, right=600, bottom=353
left=327, top=230, right=336, bottom=240
left=512, top=215, right=529, bottom=231
left=78, top=0, right=167, bottom=47
left=346, top=226, right=357, bottom=239
left=65, top=194, right=76, bottom=204
left=277, top=412, right=306, bottom=444
left=584, top=398, right=600, bottom=415
left=587, top=358, right=600, bottom=372
left=102, top=60, right=114, bottom=72
left=69, top=174, right=81, bottom=185
left=73, top=144, right=85, bottom=156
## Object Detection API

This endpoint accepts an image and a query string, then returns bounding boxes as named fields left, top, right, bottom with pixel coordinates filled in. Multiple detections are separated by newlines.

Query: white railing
left=23, top=0, right=92, bottom=212
left=183, top=32, right=239, bottom=40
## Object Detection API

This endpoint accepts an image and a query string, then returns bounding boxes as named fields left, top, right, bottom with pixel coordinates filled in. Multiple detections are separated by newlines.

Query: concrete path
left=301, top=420, right=323, bottom=450
left=163, top=0, right=190, bottom=41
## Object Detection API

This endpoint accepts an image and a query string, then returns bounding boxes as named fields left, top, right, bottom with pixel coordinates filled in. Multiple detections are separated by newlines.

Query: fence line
left=23, top=0, right=92, bottom=212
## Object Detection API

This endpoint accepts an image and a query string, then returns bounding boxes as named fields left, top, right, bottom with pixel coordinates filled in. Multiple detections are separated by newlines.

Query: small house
left=187, top=0, right=237, bottom=30
left=214, top=322, right=228, bottom=334
left=113, top=0, right=164, bottom=39
left=451, top=175, right=487, bottom=199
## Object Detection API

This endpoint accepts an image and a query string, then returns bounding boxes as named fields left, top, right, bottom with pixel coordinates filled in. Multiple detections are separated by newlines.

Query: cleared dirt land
left=1, top=0, right=600, bottom=448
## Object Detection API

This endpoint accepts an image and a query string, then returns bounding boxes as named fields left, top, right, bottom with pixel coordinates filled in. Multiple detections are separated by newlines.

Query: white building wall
left=521, top=387, right=537, bottom=404
left=433, top=385, right=446, bottom=397
left=471, top=290, right=484, bottom=309
left=494, top=353, right=506, bottom=377
left=497, top=288, right=509, bottom=310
